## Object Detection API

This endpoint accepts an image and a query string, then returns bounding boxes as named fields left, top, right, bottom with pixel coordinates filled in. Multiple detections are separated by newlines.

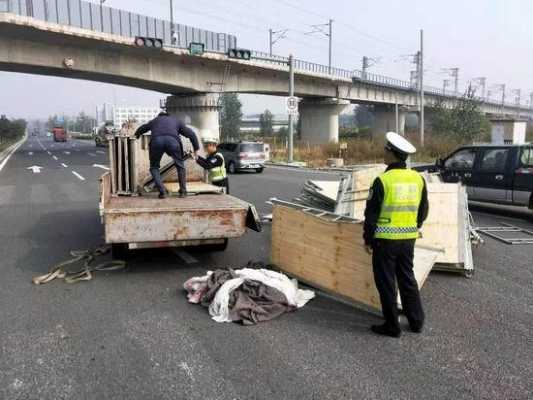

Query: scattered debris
left=183, top=262, right=315, bottom=325
left=475, top=223, right=533, bottom=245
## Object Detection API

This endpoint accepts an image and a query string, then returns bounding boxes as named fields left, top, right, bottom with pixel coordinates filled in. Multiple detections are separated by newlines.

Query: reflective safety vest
left=208, top=153, right=227, bottom=183
left=374, top=168, right=424, bottom=240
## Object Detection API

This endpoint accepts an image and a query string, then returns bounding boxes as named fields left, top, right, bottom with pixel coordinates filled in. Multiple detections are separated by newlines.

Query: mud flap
left=246, top=204, right=263, bottom=232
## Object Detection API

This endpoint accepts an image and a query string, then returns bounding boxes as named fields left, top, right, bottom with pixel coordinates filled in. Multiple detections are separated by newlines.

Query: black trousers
left=372, top=239, right=425, bottom=331
left=212, top=178, right=229, bottom=194
left=149, top=135, right=187, bottom=194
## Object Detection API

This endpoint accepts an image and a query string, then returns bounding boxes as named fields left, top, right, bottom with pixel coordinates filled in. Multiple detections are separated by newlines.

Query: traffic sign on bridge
left=286, top=96, right=299, bottom=115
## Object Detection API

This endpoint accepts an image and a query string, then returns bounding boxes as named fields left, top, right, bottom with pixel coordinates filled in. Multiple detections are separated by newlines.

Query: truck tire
left=228, top=162, right=236, bottom=174
left=256, top=167, right=264, bottom=173
left=111, top=243, right=130, bottom=260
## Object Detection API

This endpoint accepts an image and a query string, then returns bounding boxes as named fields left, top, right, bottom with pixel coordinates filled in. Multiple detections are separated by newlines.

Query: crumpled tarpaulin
left=183, top=262, right=315, bottom=325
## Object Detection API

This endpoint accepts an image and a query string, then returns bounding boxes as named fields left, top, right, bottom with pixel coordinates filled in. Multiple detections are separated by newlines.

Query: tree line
left=0, top=115, right=27, bottom=146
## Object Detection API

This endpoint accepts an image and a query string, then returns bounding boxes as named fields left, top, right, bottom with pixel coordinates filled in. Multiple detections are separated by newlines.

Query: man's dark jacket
left=135, top=113, right=200, bottom=156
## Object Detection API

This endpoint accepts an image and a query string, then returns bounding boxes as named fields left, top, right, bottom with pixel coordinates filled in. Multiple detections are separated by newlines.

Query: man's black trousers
left=149, top=135, right=187, bottom=195
left=372, top=239, right=425, bottom=331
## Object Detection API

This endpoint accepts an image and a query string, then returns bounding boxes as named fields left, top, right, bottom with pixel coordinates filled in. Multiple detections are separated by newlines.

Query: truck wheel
left=111, top=243, right=130, bottom=260
left=256, top=167, right=264, bottom=173
left=228, top=162, right=236, bottom=174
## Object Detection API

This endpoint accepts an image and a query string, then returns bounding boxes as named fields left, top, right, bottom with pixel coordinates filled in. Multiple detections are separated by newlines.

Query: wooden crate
left=271, top=204, right=440, bottom=314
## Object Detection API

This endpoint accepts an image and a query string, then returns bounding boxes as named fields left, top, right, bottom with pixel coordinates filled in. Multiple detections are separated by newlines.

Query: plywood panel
left=271, top=205, right=439, bottom=314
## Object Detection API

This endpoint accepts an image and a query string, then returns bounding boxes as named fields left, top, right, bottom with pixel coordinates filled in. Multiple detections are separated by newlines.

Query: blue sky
left=1, top=0, right=532, bottom=119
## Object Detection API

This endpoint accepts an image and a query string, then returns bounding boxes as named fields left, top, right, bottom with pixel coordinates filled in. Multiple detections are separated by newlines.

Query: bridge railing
left=0, top=0, right=237, bottom=53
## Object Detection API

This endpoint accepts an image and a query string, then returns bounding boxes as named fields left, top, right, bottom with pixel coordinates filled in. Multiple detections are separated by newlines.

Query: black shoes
left=158, top=192, right=166, bottom=199
left=410, top=324, right=423, bottom=334
left=178, top=191, right=187, bottom=198
left=370, top=324, right=401, bottom=338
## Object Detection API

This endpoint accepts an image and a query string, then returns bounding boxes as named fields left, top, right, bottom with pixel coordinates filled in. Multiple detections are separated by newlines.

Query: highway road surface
left=1, top=135, right=532, bottom=400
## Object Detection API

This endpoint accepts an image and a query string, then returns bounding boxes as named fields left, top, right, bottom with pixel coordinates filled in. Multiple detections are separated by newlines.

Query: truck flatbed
left=100, top=173, right=259, bottom=250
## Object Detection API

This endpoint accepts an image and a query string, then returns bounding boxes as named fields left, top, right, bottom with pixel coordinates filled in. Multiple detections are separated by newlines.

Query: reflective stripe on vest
left=208, top=153, right=227, bottom=183
left=374, top=168, right=424, bottom=240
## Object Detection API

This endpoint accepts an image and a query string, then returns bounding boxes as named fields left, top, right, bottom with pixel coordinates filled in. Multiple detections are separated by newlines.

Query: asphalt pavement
left=0, top=135, right=532, bottom=400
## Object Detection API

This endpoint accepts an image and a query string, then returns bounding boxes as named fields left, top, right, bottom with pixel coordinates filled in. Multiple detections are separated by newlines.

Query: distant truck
left=52, top=127, right=67, bottom=142
left=433, top=144, right=533, bottom=209
left=95, top=121, right=114, bottom=147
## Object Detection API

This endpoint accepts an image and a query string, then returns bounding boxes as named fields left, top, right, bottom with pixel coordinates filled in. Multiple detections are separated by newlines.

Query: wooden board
left=334, top=165, right=470, bottom=265
left=271, top=204, right=440, bottom=314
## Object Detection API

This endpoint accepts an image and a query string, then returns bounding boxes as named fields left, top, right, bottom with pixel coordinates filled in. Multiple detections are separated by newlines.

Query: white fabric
left=207, top=268, right=315, bottom=323
left=209, top=278, right=245, bottom=323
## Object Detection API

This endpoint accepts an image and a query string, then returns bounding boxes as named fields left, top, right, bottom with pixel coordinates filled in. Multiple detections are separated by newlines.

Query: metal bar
left=117, top=136, right=123, bottom=192
left=66, top=0, right=71, bottom=25
left=53, top=0, right=58, bottom=23
left=124, top=137, right=130, bottom=193
left=78, top=0, right=82, bottom=27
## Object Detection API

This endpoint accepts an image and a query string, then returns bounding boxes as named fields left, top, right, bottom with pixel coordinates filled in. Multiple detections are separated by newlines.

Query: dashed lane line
left=72, top=171, right=86, bottom=181
left=52, top=155, right=58, bottom=161
left=61, top=163, right=68, bottom=168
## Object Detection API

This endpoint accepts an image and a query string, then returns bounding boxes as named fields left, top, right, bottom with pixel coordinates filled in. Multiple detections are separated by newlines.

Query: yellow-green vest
left=209, top=153, right=227, bottom=183
left=374, top=168, right=424, bottom=240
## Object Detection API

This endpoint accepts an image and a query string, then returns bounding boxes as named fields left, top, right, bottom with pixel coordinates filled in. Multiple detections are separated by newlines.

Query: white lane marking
left=52, top=155, right=58, bottom=161
left=47, top=151, right=52, bottom=155
left=87, top=152, right=96, bottom=157
left=28, top=152, right=33, bottom=156
left=173, top=249, right=198, bottom=264
left=63, top=151, right=71, bottom=155
left=93, top=164, right=110, bottom=171
left=61, top=163, right=68, bottom=168
left=72, top=171, right=85, bottom=181
left=0, top=139, right=27, bottom=172
left=27, top=165, right=43, bottom=174
left=96, top=150, right=105, bottom=154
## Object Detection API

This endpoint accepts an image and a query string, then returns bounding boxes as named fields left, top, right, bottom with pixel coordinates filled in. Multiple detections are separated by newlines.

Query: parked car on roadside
left=434, top=144, right=533, bottom=209
left=218, top=141, right=266, bottom=173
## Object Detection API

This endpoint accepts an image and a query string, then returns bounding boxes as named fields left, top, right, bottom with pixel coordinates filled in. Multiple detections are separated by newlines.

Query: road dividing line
left=0, top=137, right=27, bottom=173
left=28, top=152, right=33, bottom=156
left=61, top=163, right=68, bottom=168
left=47, top=151, right=52, bottom=155
left=93, top=164, right=110, bottom=171
left=173, top=249, right=198, bottom=264
left=96, top=150, right=105, bottom=154
left=63, top=151, right=71, bottom=155
left=52, top=155, right=58, bottom=161
left=72, top=171, right=85, bottom=181
left=87, top=152, right=96, bottom=157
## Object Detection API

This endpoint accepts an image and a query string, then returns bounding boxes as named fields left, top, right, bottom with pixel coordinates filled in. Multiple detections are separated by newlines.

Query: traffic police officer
left=364, top=132, right=429, bottom=338
left=135, top=111, right=200, bottom=199
left=196, top=136, right=229, bottom=194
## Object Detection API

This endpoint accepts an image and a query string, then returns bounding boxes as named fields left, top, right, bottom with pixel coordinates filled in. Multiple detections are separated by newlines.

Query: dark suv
left=218, top=142, right=266, bottom=174
left=436, top=144, right=533, bottom=209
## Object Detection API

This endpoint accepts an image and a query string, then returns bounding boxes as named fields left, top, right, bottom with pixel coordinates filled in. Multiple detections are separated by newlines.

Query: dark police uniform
left=364, top=134, right=429, bottom=337
left=196, top=152, right=230, bottom=194
left=135, top=112, right=199, bottom=196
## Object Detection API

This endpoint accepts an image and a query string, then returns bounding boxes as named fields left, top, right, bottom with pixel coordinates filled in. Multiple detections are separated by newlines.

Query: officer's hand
left=365, top=245, right=373, bottom=255
left=193, top=151, right=198, bottom=160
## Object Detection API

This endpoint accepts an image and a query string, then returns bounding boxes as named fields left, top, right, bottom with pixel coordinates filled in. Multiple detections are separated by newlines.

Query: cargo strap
left=32, top=246, right=126, bottom=285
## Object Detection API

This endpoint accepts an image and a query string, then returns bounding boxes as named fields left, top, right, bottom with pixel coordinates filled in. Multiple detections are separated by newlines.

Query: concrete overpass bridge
left=1, top=1, right=532, bottom=143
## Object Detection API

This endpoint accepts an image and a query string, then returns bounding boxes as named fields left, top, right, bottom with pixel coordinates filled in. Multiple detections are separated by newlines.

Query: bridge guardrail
left=0, top=0, right=237, bottom=53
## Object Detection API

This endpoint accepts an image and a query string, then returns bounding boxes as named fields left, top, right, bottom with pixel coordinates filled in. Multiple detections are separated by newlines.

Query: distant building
left=113, top=106, right=160, bottom=128
left=96, top=104, right=160, bottom=127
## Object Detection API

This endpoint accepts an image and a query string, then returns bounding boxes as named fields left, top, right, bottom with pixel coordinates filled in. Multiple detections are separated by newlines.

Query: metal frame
left=475, top=223, right=533, bottom=245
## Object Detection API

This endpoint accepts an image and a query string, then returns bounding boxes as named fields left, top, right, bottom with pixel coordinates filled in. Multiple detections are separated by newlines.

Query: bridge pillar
left=372, top=104, right=407, bottom=135
left=299, top=98, right=350, bottom=144
left=165, top=94, right=220, bottom=140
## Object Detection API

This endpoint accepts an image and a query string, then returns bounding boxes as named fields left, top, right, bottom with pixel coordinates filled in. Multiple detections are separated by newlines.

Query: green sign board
left=189, top=42, right=205, bottom=56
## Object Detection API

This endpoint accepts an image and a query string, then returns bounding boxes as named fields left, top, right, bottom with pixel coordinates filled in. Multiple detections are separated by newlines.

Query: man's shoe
left=410, top=324, right=423, bottom=334
left=371, top=324, right=401, bottom=338
left=178, top=192, right=187, bottom=198
left=158, top=192, right=166, bottom=199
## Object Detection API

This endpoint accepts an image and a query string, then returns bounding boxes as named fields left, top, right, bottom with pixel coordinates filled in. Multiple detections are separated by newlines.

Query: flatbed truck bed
left=99, top=172, right=260, bottom=255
